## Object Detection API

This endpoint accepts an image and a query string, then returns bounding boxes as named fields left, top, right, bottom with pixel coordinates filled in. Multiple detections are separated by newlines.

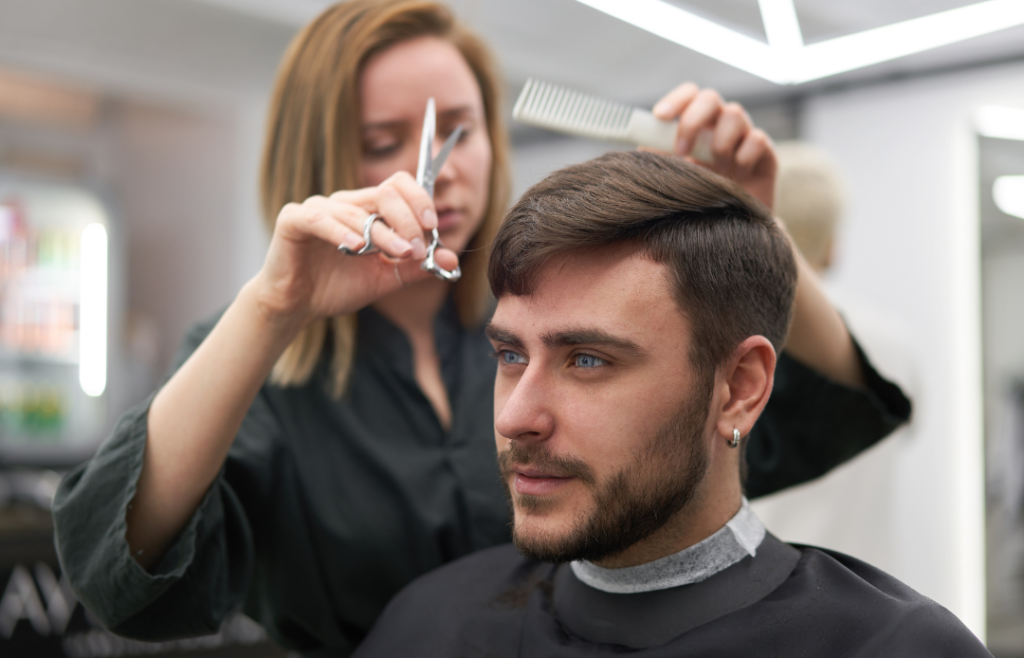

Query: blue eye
left=501, top=350, right=528, bottom=365
left=575, top=354, right=607, bottom=368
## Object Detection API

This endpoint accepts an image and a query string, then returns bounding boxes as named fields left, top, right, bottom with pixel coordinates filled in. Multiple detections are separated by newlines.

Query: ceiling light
left=993, top=175, right=1024, bottom=220
left=792, top=0, right=1024, bottom=83
left=574, top=0, right=1024, bottom=85
left=976, top=105, right=1024, bottom=141
left=573, top=0, right=785, bottom=83
left=758, top=0, right=803, bottom=51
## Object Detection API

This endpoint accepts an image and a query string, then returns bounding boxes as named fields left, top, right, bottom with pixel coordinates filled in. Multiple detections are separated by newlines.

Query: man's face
left=487, top=246, right=714, bottom=564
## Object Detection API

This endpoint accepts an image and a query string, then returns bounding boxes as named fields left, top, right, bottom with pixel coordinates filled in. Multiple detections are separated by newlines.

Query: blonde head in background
left=774, top=141, right=846, bottom=273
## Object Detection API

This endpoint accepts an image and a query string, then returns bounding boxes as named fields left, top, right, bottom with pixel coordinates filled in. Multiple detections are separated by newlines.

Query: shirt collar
left=569, top=498, right=766, bottom=594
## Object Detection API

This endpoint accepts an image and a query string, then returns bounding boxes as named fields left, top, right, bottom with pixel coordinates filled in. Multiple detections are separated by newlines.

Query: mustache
left=497, top=440, right=596, bottom=486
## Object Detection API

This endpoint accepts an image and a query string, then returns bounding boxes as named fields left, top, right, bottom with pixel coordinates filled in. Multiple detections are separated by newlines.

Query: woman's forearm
left=125, top=279, right=307, bottom=570
left=783, top=243, right=865, bottom=388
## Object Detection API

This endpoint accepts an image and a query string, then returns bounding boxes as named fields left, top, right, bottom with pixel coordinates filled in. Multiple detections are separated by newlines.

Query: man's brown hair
left=489, top=151, right=797, bottom=377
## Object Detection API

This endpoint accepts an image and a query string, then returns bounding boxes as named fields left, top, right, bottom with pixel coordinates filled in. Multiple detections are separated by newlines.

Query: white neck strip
left=570, top=498, right=766, bottom=594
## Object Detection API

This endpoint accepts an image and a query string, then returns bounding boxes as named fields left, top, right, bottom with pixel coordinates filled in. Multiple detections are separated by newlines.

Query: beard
left=497, top=379, right=712, bottom=564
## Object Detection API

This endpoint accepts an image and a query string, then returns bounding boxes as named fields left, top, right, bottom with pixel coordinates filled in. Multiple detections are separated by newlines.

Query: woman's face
left=359, top=36, right=493, bottom=254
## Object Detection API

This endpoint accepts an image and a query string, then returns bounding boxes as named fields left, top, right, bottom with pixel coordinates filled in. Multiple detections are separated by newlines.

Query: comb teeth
left=513, top=78, right=634, bottom=142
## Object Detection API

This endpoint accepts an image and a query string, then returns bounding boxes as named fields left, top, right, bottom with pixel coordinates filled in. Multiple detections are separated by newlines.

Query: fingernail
left=422, top=208, right=438, bottom=229
left=676, top=138, right=689, bottom=155
left=652, top=99, right=671, bottom=117
left=342, top=233, right=363, bottom=250
left=411, top=237, right=426, bottom=260
left=394, top=237, right=413, bottom=257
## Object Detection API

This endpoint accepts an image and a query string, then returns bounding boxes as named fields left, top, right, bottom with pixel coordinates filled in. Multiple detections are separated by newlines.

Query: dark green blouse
left=52, top=301, right=910, bottom=656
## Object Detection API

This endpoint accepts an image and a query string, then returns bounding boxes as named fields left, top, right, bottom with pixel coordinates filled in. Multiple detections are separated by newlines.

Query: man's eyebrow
left=541, top=329, right=645, bottom=355
left=484, top=324, right=523, bottom=348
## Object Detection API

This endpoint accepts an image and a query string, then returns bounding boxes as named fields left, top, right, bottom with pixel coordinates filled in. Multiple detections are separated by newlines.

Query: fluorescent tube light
left=993, top=175, right=1024, bottom=219
left=758, top=0, right=803, bottom=51
left=976, top=105, right=1024, bottom=141
left=574, top=0, right=1024, bottom=85
left=793, top=0, right=1024, bottom=83
left=79, top=223, right=107, bottom=397
left=573, top=0, right=785, bottom=83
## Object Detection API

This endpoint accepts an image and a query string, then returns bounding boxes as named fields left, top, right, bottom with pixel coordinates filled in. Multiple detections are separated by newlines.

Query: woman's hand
left=652, top=83, right=777, bottom=210
left=254, top=171, right=460, bottom=325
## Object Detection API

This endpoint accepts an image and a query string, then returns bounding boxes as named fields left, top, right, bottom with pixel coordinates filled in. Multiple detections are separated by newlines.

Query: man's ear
left=714, top=336, right=777, bottom=441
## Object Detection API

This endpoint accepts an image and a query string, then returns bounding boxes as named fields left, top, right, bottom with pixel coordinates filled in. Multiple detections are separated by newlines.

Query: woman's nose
left=433, top=136, right=458, bottom=184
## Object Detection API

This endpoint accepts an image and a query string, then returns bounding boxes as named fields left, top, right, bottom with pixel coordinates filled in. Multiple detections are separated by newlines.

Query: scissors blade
left=416, top=98, right=436, bottom=188
left=430, top=125, right=464, bottom=184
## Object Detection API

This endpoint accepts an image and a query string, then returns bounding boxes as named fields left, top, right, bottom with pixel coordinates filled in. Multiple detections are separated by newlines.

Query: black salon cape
left=354, top=538, right=992, bottom=658
left=52, top=301, right=910, bottom=656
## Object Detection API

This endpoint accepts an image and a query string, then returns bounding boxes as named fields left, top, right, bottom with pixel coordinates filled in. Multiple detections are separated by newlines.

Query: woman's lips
left=436, top=209, right=461, bottom=231
left=513, top=470, right=573, bottom=496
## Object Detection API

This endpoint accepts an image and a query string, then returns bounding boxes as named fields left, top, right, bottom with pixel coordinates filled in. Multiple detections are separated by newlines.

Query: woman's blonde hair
left=260, top=0, right=511, bottom=396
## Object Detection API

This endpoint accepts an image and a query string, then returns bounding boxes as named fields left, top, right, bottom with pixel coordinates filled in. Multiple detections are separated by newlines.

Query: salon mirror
left=979, top=106, right=1024, bottom=655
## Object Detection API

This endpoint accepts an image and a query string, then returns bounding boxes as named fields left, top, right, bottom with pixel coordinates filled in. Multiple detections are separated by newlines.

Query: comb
left=513, top=78, right=713, bottom=163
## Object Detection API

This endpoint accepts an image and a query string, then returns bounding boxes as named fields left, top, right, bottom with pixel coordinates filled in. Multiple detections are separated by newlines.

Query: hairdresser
left=52, top=0, right=910, bottom=655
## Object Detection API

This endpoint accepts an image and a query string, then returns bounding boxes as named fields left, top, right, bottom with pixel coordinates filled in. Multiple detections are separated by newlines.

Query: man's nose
left=494, top=365, right=555, bottom=444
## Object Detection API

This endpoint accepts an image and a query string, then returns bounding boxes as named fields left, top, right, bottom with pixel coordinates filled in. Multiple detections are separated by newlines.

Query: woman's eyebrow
left=363, top=106, right=475, bottom=132
left=361, top=120, right=407, bottom=132
left=438, top=106, right=475, bottom=121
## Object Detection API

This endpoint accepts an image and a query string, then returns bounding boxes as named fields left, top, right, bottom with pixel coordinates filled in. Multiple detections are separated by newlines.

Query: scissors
left=339, top=97, right=464, bottom=282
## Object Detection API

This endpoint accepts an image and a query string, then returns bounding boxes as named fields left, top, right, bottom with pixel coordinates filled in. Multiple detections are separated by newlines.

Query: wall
left=756, top=60, right=1024, bottom=637
left=104, top=99, right=268, bottom=382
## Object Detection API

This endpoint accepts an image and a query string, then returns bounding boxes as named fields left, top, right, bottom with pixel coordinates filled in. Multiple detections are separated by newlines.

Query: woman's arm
left=126, top=172, right=450, bottom=570
left=125, top=283, right=302, bottom=569
left=779, top=236, right=864, bottom=387
left=652, top=83, right=863, bottom=388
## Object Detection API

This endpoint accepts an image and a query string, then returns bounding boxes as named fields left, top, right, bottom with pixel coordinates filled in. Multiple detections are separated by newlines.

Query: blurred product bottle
left=0, top=199, right=79, bottom=360
left=0, top=381, right=65, bottom=437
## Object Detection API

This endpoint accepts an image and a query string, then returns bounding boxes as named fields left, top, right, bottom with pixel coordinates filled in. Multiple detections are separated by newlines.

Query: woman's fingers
left=709, top=102, right=750, bottom=171
left=304, top=194, right=414, bottom=259
left=676, top=88, right=723, bottom=157
left=652, top=82, right=699, bottom=122
left=333, top=172, right=437, bottom=230
left=370, top=189, right=422, bottom=258
left=385, top=171, right=439, bottom=230
left=734, top=127, right=773, bottom=180
left=278, top=201, right=365, bottom=252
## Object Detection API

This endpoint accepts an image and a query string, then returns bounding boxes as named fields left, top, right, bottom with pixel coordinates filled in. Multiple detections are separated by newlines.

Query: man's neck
left=571, top=497, right=765, bottom=595
left=593, top=489, right=743, bottom=569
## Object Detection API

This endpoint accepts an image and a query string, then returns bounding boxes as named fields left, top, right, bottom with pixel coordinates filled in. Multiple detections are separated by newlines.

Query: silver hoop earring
left=728, top=429, right=741, bottom=449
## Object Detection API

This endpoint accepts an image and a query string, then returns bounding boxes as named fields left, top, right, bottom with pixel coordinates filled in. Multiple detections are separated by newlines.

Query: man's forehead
left=491, top=248, right=684, bottom=342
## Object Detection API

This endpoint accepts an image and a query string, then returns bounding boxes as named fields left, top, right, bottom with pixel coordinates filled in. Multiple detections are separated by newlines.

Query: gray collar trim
left=569, top=498, right=766, bottom=594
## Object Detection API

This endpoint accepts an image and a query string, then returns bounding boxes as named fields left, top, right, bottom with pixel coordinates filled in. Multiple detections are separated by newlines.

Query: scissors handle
left=421, top=228, right=461, bottom=281
left=337, top=213, right=382, bottom=255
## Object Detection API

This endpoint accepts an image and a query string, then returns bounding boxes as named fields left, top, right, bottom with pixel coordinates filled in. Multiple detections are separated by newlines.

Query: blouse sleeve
left=744, top=337, right=912, bottom=499
left=52, top=316, right=274, bottom=641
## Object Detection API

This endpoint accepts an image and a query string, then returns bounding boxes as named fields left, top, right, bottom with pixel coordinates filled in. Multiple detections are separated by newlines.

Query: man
left=353, top=152, right=990, bottom=657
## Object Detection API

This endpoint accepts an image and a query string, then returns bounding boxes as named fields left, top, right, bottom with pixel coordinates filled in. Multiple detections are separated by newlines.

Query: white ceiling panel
left=0, top=0, right=1022, bottom=113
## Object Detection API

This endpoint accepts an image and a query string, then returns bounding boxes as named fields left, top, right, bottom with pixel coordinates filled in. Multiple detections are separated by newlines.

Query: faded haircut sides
left=488, top=150, right=797, bottom=378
